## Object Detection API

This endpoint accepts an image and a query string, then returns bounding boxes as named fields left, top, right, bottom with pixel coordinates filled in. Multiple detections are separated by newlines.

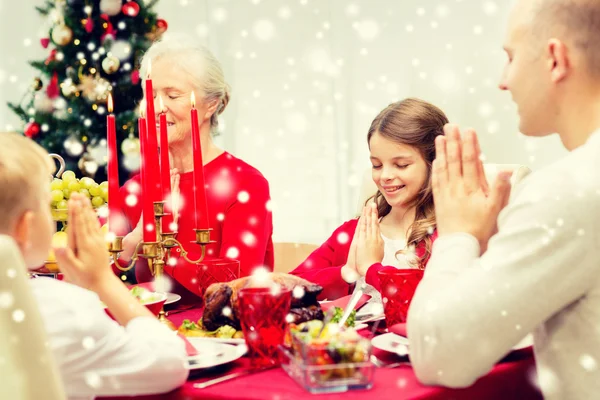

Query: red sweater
left=118, top=152, right=274, bottom=300
left=290, top=219, right=437, bottom=300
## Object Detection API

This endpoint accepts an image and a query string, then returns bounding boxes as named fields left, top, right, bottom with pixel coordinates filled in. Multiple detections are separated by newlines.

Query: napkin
left=388, top=323, right=407, bottom=338
left=177, top=333, right=199, bottom=356
left=321, top=294, right=371, bottom=313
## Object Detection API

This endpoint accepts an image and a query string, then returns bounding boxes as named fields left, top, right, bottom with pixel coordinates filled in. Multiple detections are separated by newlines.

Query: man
left=407, top=1, right=600, bottom=399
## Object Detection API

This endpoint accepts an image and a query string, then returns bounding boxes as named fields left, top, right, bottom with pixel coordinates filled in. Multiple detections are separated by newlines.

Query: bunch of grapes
left=50, top=170, right=108, bottom=221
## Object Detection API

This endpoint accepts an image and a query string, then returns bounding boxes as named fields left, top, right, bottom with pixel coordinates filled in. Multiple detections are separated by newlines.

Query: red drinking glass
left=378, top=269, right=424, bottom=326
left=238, top=286, right=292, bottom=369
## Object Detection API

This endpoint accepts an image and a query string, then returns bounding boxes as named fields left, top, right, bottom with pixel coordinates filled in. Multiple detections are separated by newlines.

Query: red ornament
left=100, top=14, right=116, bottom=42
left=85, top=18, right=94, bottom=33
left=40, top=38, right=50, bottom=49
left=122, top=1, right=140, bottom=17
left=25, top=122, right=40, bottom=138
left=156, top=19, right=168, bottom=33
left=130, top=70, right=140, bottom=85
left=46, top=73, right=60, bottom=99
left=44, top=49, right=57, bottom=65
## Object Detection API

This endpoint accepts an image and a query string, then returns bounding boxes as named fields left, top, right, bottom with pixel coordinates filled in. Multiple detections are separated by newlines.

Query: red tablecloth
left=103, top=308, right=541, bottom=400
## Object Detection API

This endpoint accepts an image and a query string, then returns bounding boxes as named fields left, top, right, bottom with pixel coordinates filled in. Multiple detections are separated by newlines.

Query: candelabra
left=108, top=201, right=214, bottom=329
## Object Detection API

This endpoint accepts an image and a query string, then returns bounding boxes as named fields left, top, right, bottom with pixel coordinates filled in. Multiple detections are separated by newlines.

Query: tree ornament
left=25, top=122, right=41, bottom=138
left=121, top=136, right=140, bottom=155
left=101, top=54, right=120, bottom=74
left=122, top=1, right=140, bottom=17
left=51, top=23, right=73, bottom=46
left=84, top=18, right=94, bottom=33
left=46, top=73, right=60, bottom=99
left=78, top=74, right=111, bottom=102
left=64, top=134, right=84, bottom=157
left=130, top=70, right=140, bottom=85
left=100, top=0, right=122, bottom=16
left=61, top=78, right=77, bottom=97
left=78, top=152, right=99, bottom=177
left=33, top=93, right=54, bottom=113
left=32, top=78, right=43, bottom=91
left=40, top=38, right=50, bottom=49
left=156, top=19, right=168, bottom=34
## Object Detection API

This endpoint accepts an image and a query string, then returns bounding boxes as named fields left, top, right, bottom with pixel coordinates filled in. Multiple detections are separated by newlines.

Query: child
left=0, top=132, right=188, bottom=398
left=291, top=98, right=445, bottom=307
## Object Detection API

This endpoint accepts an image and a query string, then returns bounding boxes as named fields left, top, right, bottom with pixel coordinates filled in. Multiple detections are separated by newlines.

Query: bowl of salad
left=281, top=312, right=374, bottom=393
left=104, top=286, right=167, bottom=320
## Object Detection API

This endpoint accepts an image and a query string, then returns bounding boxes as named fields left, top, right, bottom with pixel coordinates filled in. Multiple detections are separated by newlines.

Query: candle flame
left=147, top=60, right=151, bottom=79
left=190, top=91, right=196, bottom=108
left=140, top=99, right=146, bottom=118
left=159, top=95, right=165, bottom=113
left=107, top=93, right=113, bottom=113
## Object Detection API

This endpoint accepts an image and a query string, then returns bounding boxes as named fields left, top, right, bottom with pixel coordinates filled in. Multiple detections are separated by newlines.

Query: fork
left=370, top=355, right=411, bottom=369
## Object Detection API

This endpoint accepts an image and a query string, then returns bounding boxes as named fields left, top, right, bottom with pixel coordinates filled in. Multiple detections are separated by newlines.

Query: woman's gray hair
left=139, top=33, right=231, bottom=132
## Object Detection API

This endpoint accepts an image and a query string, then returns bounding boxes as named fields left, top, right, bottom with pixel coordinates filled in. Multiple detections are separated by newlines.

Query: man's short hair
left=532, top=0, right=600, bottom=76
left=0, top=133, right=52, bottom=231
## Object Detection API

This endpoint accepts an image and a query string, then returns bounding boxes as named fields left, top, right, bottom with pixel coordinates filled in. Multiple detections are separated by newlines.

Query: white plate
left=371, top=333, right=410, bottom=355
left=195, top=337, right=246, bottom=345
left=186, top=338, right=247, bottom=370
left=165, top=293, right=182, bottom=305
left=371, top=333, right=534, bottom=356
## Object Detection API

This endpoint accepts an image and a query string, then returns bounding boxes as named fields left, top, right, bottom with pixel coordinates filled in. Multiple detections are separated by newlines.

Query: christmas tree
left=7, top=0, right=167, bottom=182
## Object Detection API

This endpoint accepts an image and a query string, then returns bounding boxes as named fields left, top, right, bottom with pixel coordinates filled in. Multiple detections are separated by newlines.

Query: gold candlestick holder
left=109, top=201, right=215, bottom=330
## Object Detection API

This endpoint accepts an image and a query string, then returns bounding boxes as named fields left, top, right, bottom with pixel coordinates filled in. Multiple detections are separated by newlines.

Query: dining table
left=102, top=306, right=542, bottom=400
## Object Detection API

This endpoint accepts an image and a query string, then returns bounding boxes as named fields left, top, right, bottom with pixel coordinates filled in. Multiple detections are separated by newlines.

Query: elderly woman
left=118, top=34, right=274, bottom=302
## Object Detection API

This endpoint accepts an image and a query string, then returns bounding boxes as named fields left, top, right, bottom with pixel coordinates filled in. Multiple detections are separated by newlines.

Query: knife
left=337, top=288, right=363, bottom=328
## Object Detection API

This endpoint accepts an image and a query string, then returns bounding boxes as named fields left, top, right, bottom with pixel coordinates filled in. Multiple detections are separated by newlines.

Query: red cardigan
left=118, top=152, right=274, bottom=300
left=290, top=219, right=437, bottom=300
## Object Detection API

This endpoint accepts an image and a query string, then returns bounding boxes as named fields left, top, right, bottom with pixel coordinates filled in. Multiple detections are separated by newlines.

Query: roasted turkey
left=202, top=273, right=324, bottom=331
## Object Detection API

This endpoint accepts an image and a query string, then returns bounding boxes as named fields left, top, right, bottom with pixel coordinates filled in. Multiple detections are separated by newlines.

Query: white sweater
left=407, top=130, right=600, bottom=400
left=30, top=278, right=189, bottom=400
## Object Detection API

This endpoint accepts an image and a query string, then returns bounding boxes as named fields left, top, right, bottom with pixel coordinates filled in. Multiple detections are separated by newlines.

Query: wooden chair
left=0, top=235, right=65, bottom=400
left=273, top=242, right=318, bottom=274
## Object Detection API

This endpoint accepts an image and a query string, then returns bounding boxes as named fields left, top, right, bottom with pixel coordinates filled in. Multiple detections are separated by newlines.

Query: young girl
left=291, top=98, right=447, bottom=304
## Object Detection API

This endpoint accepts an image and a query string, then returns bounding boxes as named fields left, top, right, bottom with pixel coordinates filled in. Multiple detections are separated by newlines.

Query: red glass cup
left=378, top=269, right=424, bottom=326
left=238, top=286, right=292, bottom=369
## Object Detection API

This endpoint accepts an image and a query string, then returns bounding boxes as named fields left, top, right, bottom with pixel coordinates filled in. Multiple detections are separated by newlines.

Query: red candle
left=144, top=62, right=162, bottom=203
left=138, top=101, right=156, bottom=242
left=190, top=92, right=209, bottom=229
left=158, top=96, right=172, bottom=231
left=106, top=94, right=120, bottom=233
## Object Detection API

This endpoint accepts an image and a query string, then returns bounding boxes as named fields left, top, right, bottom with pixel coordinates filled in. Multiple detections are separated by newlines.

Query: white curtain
left=0, top=0, right=567, bottom=243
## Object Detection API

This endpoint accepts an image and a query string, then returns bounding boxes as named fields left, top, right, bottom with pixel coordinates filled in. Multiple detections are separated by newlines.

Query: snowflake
left=196, top=23, right=209, bottom=38
left=6, top=269, right=16, bottom=278
left=278, top=6, right=291, bottom=19
left=292, top=286, right=305, bottom=299
left=483, top=1, right=499, bottom=15
left=222, top=306, right=232, bottom=317
left=82, top=336, right=96, bottom=350
left=337, top=232, right=350, bottom=245
left=212, top=8, right=228, bottom=23
left=355, top=19, right=380, bottom=41
left=226, top=247, right=240, bottom=259
left=237, top=191, right=250, bottom=203
left=0, top=292, right=14, bottom=309
left=12, top=309, right=25, bottom=323
left=253, top=20, right=275, bottom=41
left=242, top=232, right=257, bottom=246
left=478, top=102, right=494, bottom=117
left=84, top=371, right=103, bottom=389
left=579, top=354, right=598, bottom=372
left=473, top=25, right=484, bottom=35
left=345, top=3, right=359, bottom=16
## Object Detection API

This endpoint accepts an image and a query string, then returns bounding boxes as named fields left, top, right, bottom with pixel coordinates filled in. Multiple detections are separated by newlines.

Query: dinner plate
left=186, top=338, right=247, bottom=370
left=371, top=333, right=410, bottom=355
left=371, top=333, right=534, bottom=356
left=165, top=292, right=182, bottom=305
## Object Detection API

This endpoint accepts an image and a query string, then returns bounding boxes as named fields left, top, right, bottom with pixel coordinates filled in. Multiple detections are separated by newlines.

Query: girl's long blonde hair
left=366, top=98, right=448, bottom=268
